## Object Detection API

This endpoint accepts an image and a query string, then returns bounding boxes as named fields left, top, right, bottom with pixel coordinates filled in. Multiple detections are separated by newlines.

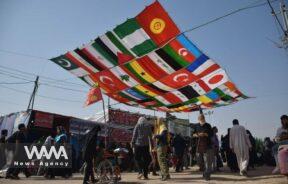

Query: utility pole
left=280, top=0, right=288, bottom=48
left=27, top=76, right=39, bottom=111
left=268, top=0, right=288, bottom=49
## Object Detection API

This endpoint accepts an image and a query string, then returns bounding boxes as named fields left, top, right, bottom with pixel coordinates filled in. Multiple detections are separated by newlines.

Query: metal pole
left=102, top=96, right=108, bottom=147
left=27, top=76, right=39, bottom=111
left=198, top=105, right=203, bottom=115
left=281, top=1, right=288, bottom=32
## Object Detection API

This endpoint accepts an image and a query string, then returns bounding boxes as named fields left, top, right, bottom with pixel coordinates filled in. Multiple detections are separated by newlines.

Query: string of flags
left=51, top=1, right=248, bottom=112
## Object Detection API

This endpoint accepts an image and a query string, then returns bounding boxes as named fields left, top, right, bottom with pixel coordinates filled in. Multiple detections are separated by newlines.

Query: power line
left=0, top=65, right=87, bottom=87
left=0, top=71, right=34, bottom=82
left=39, top=83, right=88, bottom=93
left=0, top=49, right=48, bottom=61
left=0, top=69, right=88, bottom=93
left=267, top=0, right=287, bottom=35
left=184, top=0, right=279, bottom=33
left=0, top=81, right=33, bottom=85
left=0, top=85, right=83, bottom=103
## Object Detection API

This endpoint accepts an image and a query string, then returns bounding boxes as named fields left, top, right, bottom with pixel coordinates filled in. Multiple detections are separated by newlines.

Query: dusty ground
left=0, top=166, right=287, bottom=184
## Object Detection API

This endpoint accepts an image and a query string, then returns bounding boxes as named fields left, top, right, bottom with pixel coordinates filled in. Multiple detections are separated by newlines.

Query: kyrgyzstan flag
left=84, top=86, right=103, bottom=107
left=136, top=1, right=180, bottom=46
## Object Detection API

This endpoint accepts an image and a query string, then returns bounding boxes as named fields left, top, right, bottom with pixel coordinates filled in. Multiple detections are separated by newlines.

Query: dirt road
left=0, top=166, right=287, bottom=184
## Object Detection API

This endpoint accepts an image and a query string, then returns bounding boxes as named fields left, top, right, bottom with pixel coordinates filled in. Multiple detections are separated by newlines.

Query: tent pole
left=198, top=106, right=203, bottom=115
left=102, top=96, right=108, bottom=148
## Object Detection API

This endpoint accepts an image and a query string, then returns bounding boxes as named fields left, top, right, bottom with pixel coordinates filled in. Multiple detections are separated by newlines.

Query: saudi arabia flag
left=113, top=18, right=157, bottom=57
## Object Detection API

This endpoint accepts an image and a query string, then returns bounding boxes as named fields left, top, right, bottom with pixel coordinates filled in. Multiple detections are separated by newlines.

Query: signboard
left=0, top=113, right=18, bottom=137
left=168, top=118, right=191, bottom=137
left=109, top=109, right=140, bottom=126
left=34, top=112, right=53, bottom=129
left=109, top=128, right=132, bottom=143
left=12, top=111, right=31, bottom=134
left=69, top=118, right=107, bottom=137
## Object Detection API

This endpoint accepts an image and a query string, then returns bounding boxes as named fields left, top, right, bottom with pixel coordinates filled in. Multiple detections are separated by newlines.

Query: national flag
left=205, top=91, right=220, bottom=100
left=106, top=93, right=130, bottom=103
left=159, top=68, right=197, bottom=89
left=110, top=66, right=139, bottom=88
left=197, top=95, right=212, bottom=104
left=176, top=34, right=202, bottom=59
left=186, top=55, right=221, bottom=78
left=161, top=92, right=184, bottom=104
left=100, top=31, right=134, bottom=58
left=79, top=75, right=96, bottom=87
left=139, top=99, right=159, bottom=107
left=124, top=60, right=157, bottom=84
left=93, top=70, right=129, bottom=93
left=188, top=81, right=208, bottom=96
left=183, top=98, right=199, bottom=106
left=65, top=51, right=99, bottom=74
left=136, top=1, right=180, bottom=46
left=113, top=18, right=157, bottom=57
left=137, top=55, right=169, bottom=80
left=160, top=34, right=203, bottom=68
left=156, top=106, right=170, bottom=112
left=122, top=88, right=149, bottom=101
left=84, top=86, right=103, bottom=106
left=218, top=84, right=240, bottom=98
left=147, top=52, right=175, bottom=74
left=50, top=55, right=89, bottom=77
left=170, top=90, right=189, bottom=102
left=152, top=81, right=174, bottom=92
left=81, top=42, right=115, bottom=69
left=89, top=38, right=119, bottom=67
left=201, top=69, right=229, bottom=90
left=117, top=52, right=134, bottom=65
left=155, top=48, right=184, bottom=71
left=178, top=85, right=202, bottom=99
left=153, top=95, right=172, bottom=106
left=133, top=84, right=163, bottom=97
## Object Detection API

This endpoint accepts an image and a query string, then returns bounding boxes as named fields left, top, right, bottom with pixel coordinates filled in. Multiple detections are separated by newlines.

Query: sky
left=0, top=0, right=287, bottom=139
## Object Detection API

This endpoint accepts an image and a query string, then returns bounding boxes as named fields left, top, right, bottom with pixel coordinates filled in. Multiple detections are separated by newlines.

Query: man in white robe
left=229, top=119, right=251, bottom=176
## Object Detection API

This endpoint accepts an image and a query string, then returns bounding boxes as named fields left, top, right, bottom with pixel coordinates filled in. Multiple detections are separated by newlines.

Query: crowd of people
left=0, top=114, right=287, bottom=183
left=129, top=114, right=288, bottom=181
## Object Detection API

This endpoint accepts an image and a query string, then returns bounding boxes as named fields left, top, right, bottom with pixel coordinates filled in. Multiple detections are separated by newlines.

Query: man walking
left=131, top=116, right=153, bottom=180
left=82, top=125, right=101, bottom=184
left=193, top=114, right=214, bottom=181
left=0, top=129, right=8, bottom=170
left=229, top=119, right=251, bottom=176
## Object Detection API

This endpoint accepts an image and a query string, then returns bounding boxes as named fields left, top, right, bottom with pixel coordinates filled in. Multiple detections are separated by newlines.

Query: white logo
left=24, top=146, right=68, bottom=160
left=178, top=48, right=188, bottom=57
left=58, top=59, right=71, bottom=68
left=173, top=73, right=189, bottom=82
